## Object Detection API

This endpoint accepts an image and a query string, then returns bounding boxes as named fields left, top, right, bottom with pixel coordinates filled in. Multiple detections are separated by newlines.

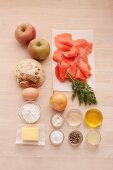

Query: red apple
left=28, top=38, right=50, bottom=61
left=15, top=23, right=36, bottom=45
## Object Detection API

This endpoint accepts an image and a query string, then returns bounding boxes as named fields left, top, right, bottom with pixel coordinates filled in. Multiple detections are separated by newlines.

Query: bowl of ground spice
left=68, top=130, right=83, bottom=146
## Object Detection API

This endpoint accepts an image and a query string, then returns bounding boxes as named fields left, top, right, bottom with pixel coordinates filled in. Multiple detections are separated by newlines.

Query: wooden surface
left=0, top=0, right=113, bottom=169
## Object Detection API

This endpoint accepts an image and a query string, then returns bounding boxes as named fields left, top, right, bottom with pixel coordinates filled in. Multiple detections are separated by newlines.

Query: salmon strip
left=53, top=50, right=63, bottom=62
left=55, top=33, right=72, bottom=51
left=77, top=59, right=91, bottom=78
left=75, top=67, right=86, bottom=80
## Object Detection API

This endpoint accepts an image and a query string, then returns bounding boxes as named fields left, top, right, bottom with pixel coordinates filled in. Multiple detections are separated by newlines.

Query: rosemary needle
left=66, top=71, right=97, bottom=105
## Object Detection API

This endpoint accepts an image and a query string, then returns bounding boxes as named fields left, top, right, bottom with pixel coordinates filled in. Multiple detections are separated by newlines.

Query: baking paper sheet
left=52, top=29, right=95, bottom=91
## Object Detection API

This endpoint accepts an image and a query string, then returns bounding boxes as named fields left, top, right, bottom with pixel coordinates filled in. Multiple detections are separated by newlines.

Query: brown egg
left=22, top=87, right=39, bottom=101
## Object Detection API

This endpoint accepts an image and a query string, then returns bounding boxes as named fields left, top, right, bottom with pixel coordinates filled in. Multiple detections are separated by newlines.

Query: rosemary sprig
left=66, top=71, right=97, bottom=105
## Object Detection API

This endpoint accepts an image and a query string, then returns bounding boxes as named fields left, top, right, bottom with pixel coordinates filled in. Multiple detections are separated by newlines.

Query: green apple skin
left=15, top=23, right=36, bottom=45
left=28, top=38, right=50, bottom=61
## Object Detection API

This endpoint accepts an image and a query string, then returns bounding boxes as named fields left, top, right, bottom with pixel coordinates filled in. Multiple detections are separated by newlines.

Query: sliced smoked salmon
left=75, top=67, right=86, bottom=80
left=60, top=61, right=70, bottom=81
left=55, top=33, right=72, bottom=51
left=77, top=59, right=91, bottom=78
left=53, top=50, right=63, bottom=62
left=67, top=63, right=77, bottom=79
left=53, top=33, right=93, bottom=82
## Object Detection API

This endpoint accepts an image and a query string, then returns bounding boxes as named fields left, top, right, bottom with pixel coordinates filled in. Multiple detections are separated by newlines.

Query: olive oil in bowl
left=84, top=109, right=103, bottom=128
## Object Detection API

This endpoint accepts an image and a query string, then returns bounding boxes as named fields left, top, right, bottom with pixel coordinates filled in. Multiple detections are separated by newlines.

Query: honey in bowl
left=84, top=109, right=103, bottom=128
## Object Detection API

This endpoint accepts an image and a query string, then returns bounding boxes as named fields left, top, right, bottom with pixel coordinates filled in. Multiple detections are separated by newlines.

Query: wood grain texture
left=0, top=0, right=113, bottom=169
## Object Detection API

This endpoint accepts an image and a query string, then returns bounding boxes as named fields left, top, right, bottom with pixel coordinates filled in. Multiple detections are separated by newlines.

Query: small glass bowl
left=49, top=130, right=64, bottom=146
left=19, top=101, right=41, bottom=124
left=50, top=114, right=64, bottom=129
left=84, top=108, right=103, bottom=128
left=68, top=130, right=83, bottom=146
left=86, top=130, right=101, bottom=146
left=66, top=109, right=83, bottom=127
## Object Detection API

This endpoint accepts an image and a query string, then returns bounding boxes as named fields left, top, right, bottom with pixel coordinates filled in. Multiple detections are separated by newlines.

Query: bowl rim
left=66, top=108, right=83, bottom=127
left=50, top=113, right=65, bottom=129
left=49, top=130, right=64, bottom=146
left=84, top=108, right=103, bottom=128
left=18, top=101, right=41, bottom=124
left=86, top=129, right=101, bottom=146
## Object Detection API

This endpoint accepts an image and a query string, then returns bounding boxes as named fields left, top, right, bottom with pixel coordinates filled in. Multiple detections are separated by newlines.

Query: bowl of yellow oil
left=84, top=108, right=103, bottom=128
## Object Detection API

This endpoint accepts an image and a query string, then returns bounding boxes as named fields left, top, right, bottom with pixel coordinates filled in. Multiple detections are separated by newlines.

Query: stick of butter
left=22, top=127, right=39, bottom=142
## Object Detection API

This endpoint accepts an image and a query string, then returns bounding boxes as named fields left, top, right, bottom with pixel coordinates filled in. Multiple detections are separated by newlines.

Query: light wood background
left=0, top=0, right=113, bottom=169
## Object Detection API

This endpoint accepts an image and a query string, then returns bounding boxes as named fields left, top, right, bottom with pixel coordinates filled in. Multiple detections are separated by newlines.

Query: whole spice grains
left=68, top=130, right=83, bottom=146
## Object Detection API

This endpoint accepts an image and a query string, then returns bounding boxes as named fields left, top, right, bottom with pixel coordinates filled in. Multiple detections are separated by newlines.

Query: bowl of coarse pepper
left=68, top=130, right=83, bottom=146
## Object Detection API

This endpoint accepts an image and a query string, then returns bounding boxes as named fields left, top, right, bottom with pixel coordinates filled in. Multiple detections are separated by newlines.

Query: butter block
left=22, top=127, right=39, bottom=142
